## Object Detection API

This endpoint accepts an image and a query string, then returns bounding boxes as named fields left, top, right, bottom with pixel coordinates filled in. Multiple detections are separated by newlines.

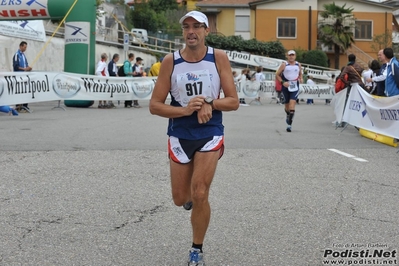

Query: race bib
left=176, top=69, right=212, bottom=107
left=288, top=81, right=299, bottom=92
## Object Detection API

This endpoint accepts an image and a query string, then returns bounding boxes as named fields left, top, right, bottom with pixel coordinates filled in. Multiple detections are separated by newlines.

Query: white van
left=131, top=28, right=148, bottom=43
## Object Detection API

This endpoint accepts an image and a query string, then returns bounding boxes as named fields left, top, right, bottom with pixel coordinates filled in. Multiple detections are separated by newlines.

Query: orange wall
left=255, top=9, right=392, bottom=69
left=255, top=9, right=318, bottom=51
left=352, top=12, right=392, bottom=54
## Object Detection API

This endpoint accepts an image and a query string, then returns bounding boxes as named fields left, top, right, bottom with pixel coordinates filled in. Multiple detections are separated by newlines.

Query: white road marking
left=328, top=149, right=368, bottom=162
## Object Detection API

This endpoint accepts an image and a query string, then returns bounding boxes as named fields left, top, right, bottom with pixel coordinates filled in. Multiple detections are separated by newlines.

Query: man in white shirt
left=254, top=66, right=265, bottom=104
left=95, top=53, right=109, bottom=108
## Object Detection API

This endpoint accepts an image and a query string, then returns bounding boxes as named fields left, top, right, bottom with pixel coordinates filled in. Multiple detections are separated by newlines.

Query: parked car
left=131, top=34, right=141, bottom=45
left=131, top=28, right=148, bottom=43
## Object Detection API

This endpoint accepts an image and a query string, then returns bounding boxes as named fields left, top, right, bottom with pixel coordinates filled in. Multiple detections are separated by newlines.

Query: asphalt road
left=1, top=99, right=398, bottom=266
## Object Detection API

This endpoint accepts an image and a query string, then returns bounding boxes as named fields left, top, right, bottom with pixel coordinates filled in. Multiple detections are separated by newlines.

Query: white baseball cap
left=179, top=11, right=209, bottom=28
left=288, top=50, right=296, bottom=55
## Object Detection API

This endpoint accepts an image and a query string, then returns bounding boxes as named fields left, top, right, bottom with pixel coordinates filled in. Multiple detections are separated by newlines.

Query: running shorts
left=168, top=136, right=224, bottom=164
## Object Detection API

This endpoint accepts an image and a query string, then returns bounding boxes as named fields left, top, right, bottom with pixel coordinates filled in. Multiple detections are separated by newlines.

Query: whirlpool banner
left=0, top=72, right=335, bottom=106
left=0, top=71, right=157, bottom=106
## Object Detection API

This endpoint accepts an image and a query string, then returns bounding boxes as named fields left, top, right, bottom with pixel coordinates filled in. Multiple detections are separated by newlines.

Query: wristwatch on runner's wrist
left=204, top=96, right=214, bottom=106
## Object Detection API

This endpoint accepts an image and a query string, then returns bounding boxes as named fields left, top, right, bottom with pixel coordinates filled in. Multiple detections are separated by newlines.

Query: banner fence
left=332, top=84, right=399, bottom=140
left=0, top=71, right=335, bottom=106
left=1, top=72, right=397, bottom=140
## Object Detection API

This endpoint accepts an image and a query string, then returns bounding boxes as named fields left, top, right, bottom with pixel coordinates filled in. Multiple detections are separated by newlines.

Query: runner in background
left=275, top=50, right=303, bottom=132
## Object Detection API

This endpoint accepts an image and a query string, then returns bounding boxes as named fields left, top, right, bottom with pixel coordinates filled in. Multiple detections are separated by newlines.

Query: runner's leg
left=170, top=160, right=193, bottom=206
left=191, top=150, right=219, bottom=245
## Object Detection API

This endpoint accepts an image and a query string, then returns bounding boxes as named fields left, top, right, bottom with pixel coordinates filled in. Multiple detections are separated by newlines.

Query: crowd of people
left=95, top=52, right=153, bottom=109
left=335, top=48, right=399, bottom=98
left=1, top=41, right=165, bottom=115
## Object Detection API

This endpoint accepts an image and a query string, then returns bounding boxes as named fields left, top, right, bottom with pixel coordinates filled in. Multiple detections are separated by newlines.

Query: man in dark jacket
left=106, top=53, right=119, bottom=108
left=108, top=53, right=119, bottom=77
left=13, top=41, right=32, bottom=112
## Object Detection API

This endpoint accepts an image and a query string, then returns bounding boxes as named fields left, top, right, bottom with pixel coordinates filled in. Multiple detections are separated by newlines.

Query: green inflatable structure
left=1, top=0, right=97, bottom=107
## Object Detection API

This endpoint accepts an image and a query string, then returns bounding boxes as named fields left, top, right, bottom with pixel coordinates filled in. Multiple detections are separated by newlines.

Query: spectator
left=0, top=105, right=18, bottom=116
left=250, top=65, right=257, bottom=80
left=108, top=53, right=119, bottom=77
left=149, top=10, right=239, bottom=266
left=382, top=47, right=399, bottom=97
left=232, top=70, right=239, bottom=82
left=233, top=71, right=248, bottom=106
left=121, top=53, right=135, bottom=108
left=275, top=71, right=283, bottom=105
left=149, top=57, right=163, bottom=77
left=362, top=62, right=373, bottom=93
left=326, top=74, right=335, bottom=105
left=368, top=59, right=381, bottom=95
left=95, top=53, right=110, bottom=108
left=253, top=66, right=265, bottom=104
left=340, top=54, right=364, bottom=93
left=366, top=49, right=388, bottom=97
left=132, top=57, right=144, bottom=108
left=13, top=41, right=32, bottom=113
left=335, top=67, right=348, bottom=93
left=275, top=49, right=303, bottom=132
left=238, top=68, right=250, bottom=106
left=106, top=53, right=120, bottom=108
left=306, top=75, right=315, bottom=105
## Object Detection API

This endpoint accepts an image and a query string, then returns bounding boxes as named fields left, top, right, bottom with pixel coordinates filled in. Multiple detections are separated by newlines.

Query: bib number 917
left=186, top=81, right=203, bottom=96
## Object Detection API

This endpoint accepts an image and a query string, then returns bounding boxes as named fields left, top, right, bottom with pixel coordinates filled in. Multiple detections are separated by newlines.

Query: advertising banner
left=224, top=50, right=339, bottom=79
left=0, top=71, right=156, bottom=105
left=0, top=0, right=50, bottom=20
left=0, top=20, right=46, bottom=42
left=65, top=21, right=90, bottom=45
left=0, top=72, right=337, bottom=106
left=331, top=88, right=347, bottom=124
left=237, top=80, right=334, bottom=100
left=342, top=84, right=399, bottom=139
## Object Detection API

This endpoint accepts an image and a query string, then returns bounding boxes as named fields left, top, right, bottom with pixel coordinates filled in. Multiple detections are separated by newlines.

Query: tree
left=301, top=50, right=329, bottom=69
left=96, top=0, right=104, bottom=16
left=130, top=2, right=158, bottom=31
left=149, top=0, right=178, bottom=13
left=318, top=2, right=355, bottom=69
left=130, top=0, right=182, bottom=33
left=371, top=30, right=392, bottom=52
left=109, top=0, right=125, bottom=4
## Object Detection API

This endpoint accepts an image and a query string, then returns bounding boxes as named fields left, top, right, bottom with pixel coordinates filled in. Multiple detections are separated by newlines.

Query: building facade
left=196, top=0, right=395, bottom=69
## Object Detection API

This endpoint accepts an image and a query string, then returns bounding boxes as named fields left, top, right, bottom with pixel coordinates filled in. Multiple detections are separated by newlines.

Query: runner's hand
left=197, top=98, right=212, bottom=124
left=185, top=96, right=204, bottom=116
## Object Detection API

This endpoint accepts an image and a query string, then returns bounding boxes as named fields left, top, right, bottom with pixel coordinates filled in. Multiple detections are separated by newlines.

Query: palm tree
left=318, top=2, right=355, bottom=69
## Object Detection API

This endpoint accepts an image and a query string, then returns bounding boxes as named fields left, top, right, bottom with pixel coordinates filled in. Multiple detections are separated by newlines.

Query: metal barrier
left=44, top=21, right=183, bottom=54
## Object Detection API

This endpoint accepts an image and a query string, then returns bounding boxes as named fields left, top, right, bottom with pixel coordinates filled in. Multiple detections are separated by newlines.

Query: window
left=278, top=18, right=296, bottom=38
left=355, top=21, right=372, bottom=40
left=235, top=15, right=250, bottom=32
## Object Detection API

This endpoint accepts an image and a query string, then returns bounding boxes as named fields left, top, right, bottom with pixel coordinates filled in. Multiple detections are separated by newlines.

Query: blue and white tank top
left=167, top=47, right=223, bottom=140
left=283, top=61, right=300, bottom=81
left=282, top=61, right=300, bottom=91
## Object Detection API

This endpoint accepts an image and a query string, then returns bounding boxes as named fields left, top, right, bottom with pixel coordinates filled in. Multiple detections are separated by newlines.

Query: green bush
left=206, top=35, right=286, bottom=60
left=301, top=50, right=329, bottom=68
